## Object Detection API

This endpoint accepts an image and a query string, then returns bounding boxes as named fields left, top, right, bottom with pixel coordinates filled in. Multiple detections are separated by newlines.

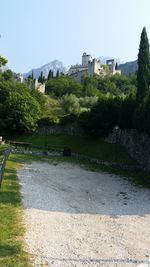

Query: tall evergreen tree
left=47, top=70, right=51, bottom=80
left=47, top=70, right=53, bottom=80
left=51, top=70, right=54, bottom=78
left=137, top=27, right=150, bottom=101
left=31, top=70, right=34, bottom=80
left=38, top=71, right=45, bottom=83
left=56, top=70, right=59, bottom=78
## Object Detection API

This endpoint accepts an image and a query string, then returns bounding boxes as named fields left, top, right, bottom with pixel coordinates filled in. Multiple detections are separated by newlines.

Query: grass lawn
left=14, top=134, right=135, bottom=165
left=0, top=154, right=32, bottom=267
left=10, top=134, right=150, bottom=187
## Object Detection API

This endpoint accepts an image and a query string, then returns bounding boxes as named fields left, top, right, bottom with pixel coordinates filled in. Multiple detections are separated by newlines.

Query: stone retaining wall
left=37, top=123, right=84, bottom=136
left=106, top=129, right=150, bottom=171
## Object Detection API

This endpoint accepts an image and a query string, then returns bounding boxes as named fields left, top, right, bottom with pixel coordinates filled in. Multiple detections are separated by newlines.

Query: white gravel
left=18, top=162, right=150, bottom=267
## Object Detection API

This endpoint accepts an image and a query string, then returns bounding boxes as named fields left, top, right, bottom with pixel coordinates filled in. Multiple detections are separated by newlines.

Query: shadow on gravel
left=33, top=255, right=150, bottom=266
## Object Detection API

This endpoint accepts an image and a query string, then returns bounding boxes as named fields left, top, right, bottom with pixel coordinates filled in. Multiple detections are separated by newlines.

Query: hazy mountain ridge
left=24, top=60, right=66, bottom=79
left=23, top=57, right=138, bottom=79
left=119, top=60, right=138, bottom=76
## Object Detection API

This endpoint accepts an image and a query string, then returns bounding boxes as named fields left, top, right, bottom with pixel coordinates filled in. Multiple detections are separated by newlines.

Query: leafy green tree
left=2, top=69, right=14, bottom=81
left=60, top=94, right=80, bottom=114
left=0, top=82, right=41, bottom=133
left=133, top=92, right=150, bottom=134
left=30, top=88, right=46, bottom=112
left=0, top=55, right=8, bottom=67
left=45, top=76, right=82, bottom=97
left=119, top=95, right=136, bottom=129
left=137, top=27, right=150, bottom=101
left=79, top=97, right=121, bottom=136
left=79, top=96, right=98, bottom=108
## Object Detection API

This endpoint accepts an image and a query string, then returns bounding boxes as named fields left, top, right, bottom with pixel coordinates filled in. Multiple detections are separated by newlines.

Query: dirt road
left=18, top=162, right=150, bottom=267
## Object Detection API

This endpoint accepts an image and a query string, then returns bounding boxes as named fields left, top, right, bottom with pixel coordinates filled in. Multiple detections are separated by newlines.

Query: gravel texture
left=18, top=162, right=150, bottom=267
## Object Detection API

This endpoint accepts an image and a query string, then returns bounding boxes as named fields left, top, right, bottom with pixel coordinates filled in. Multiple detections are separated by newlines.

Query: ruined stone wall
left=106, top=129, right=150, bottom=171
left=37, top=123, right=84, bottom=137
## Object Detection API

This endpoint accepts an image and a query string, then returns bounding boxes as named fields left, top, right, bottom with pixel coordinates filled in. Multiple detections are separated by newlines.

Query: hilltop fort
left=68, top=52, right=121, bottom=80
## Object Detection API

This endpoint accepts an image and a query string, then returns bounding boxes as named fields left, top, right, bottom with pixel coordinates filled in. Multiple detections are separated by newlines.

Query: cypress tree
left=51, top=70, right=54, bottom=78
left=31, top=70, right=34, bottom=80
left=47, top=70, right=51, bottom=80
left=137, top=27, right=150, bottom=101
left=38, top=71, right=45, bottom=83
left=56, top=70, right=59, bottom=78
left=48, top=70, right=53, bottom=80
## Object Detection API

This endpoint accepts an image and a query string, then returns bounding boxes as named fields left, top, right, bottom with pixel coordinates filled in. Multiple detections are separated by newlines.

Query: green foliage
left=2, top=69, right=14, bottom=81
left=119, top=95, right=136, bottom=129
left=97, top=74, right=137, bottom=97
left=30, top=88, right=46, bottom=112
left=47, top=69, right=54, bottom=80
left=0, top=82, right=42, bottom=133
left=79, top=96, right=98, bottom=108
left=38, top=116, right=60, bottom=126
left=0, top=55, right=8, bottom=67
left=45, top=75, right=82, bottom=97
left=56, top=70, right=59, bottom=78
left=60, top=94, right=80, bottom=114
left=16, top=134, right=135, bottom=165
left=79, top=97, right=121, bottom=136
left=134, top=93, right=150, bottom=134
left=101, top=64, right=111, bottom=74
left=0, top=155, right=32, bottom=266
left=137, top=27, right=150, bottom=101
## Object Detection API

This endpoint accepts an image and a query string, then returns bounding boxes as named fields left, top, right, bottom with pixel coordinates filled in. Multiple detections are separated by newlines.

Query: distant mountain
left=118, top=60, right=138, bottom=76
left=24, top=60, right=66, bottom=79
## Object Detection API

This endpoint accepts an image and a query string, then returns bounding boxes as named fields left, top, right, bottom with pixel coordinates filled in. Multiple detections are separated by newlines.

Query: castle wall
left=68, top=52, right=121, bottom=80
left=69, top=69, right=88, bottom=81
left=88, top=59, right=101, bottom=75
left=82, top=53, right=92, bottom=67
left=68, top=65, right=87, bottom=75
left=37, top=83, right=45, bottom=94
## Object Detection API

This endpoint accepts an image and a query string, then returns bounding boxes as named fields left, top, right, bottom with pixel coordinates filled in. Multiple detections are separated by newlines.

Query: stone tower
left=82, top=52, right=92, bottom=67
left=106, top=59, right=116, bottom=74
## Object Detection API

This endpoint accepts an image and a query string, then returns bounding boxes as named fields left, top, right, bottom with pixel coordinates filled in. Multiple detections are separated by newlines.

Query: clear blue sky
left=0, top=0, right=150, bottom=73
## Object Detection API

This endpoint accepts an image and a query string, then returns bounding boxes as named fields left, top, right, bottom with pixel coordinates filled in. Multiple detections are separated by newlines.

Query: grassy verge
left=9, top=134, right=150, bottom=187
left=0, top=154, right=33, bottom=267
left=14, top=134, right=135, bottom=165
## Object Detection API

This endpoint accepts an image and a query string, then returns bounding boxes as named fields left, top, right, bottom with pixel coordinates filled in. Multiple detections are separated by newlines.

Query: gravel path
left=18, top=162, right=150, bottom=267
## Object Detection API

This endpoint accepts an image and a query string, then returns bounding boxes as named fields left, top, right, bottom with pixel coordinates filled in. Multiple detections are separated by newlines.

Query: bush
left=133, top=93, right=150, bottom=134
left=119, top=96, right=136, bottom=129
left=79, top=97, right=121, bottom=136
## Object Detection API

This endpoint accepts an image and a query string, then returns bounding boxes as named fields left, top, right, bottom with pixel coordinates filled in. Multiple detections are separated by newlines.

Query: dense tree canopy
left=0, top=71, right=44, bottom=134
left=45, top=76, right=82, bottom=97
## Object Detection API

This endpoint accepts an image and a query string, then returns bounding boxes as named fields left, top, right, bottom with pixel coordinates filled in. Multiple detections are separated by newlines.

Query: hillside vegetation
left=0, top=27, right=150, bottom=139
